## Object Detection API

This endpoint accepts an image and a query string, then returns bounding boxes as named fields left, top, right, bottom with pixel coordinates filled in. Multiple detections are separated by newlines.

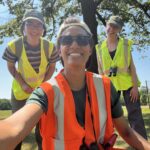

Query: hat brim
left=23, top=17, right=44, bottom=24
left=107, top=20, right=122, bottom=28
left=21, top=17, right=47, bottom=36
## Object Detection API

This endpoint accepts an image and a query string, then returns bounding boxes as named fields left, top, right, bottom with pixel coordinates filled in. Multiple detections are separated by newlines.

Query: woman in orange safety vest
left=0, top=17, right=150, bottom=150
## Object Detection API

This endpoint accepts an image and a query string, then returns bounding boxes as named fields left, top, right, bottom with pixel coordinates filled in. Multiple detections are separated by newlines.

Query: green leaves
left=0, top=0, right=149, bottom=52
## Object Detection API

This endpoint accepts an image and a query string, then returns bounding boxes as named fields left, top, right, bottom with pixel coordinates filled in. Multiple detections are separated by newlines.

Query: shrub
left=0, top=99, right=11, bottom=110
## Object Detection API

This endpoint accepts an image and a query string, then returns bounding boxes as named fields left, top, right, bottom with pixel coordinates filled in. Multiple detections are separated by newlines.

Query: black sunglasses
left=59, top=35, right=92, bottom=46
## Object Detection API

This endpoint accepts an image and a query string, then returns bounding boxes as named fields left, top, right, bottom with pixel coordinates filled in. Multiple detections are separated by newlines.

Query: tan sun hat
left=20, top=9, right=46, bottom=36
left=23, top=9, right=45, bottom=24
left=107, top=16, right=124, bottom=28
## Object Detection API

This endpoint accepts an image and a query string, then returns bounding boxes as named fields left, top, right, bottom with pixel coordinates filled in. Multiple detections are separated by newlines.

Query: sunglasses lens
left=59, top=36, right=73, bottom=45
left=76, top=36, right=90, bottom=46
left=59, top=36, right=91, bottom=46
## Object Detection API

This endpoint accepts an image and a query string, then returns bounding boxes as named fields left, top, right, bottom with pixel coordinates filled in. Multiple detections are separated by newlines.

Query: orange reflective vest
left=39, top=71, right=114, bottom=150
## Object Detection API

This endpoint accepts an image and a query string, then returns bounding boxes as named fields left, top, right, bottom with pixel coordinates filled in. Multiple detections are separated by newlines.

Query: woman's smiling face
left=24, top=19, right=44, bottom=40
left=59, top=26, right=92, bottom=69
left=106, top=23, right=121, bottom=36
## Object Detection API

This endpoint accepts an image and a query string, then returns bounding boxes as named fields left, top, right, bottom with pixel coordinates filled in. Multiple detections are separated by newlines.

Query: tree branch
left=95, top=11, right=106, bottom=26
left=126, top=0, right=150, bottom=19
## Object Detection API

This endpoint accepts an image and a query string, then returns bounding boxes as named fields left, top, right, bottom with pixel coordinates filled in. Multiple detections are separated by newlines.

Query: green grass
left=0, top=110, right=11, bottom=120
left=0, top=106, right=150, bottom=150
left=115, top=106, right=150, bottom=149
left=0, top=110, right=38, bottom=150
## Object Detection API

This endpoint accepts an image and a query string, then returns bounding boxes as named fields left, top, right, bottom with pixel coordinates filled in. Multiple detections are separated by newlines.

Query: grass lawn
left=0, top=106, right=149, bottom=150
left=115, top=106, right=150, bottom=149
left=0, top=110, right=38, bottom=150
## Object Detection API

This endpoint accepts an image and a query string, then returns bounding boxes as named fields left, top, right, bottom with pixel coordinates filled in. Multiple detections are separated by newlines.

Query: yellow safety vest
left=8, top=37, right=54, bottom=100
left=96, top=37, right=140, bottom=91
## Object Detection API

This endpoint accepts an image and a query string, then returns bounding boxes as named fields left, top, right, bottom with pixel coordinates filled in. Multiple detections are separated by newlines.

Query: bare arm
left=7, top=61, right=33, bottom=93
left=113, top=116, right=150, bottom=150
left=0, top=103, right=43, bottom=150
left=43, top=63, right=56, bottom=82
left=129, top=54, right=139, bottom=102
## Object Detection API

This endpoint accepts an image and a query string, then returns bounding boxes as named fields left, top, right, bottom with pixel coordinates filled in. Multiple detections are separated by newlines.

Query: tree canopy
left=0, top=0, right=150, bottom=72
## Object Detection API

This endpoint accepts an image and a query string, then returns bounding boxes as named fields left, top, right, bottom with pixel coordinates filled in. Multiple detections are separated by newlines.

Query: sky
left=0, top=4, right=150, bottom=99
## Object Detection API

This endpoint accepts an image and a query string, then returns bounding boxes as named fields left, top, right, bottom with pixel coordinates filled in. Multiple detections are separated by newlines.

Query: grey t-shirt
left=27, top=82, right=123, bottom=127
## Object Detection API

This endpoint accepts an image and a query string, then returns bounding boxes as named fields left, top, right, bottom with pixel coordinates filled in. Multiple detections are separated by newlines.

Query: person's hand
left=130, top=86, right=139, bottom=102
left=21, top=82, right=33, bottom=94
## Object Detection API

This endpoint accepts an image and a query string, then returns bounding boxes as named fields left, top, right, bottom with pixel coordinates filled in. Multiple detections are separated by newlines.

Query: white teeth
left=69, top=53, right=81, bottom=56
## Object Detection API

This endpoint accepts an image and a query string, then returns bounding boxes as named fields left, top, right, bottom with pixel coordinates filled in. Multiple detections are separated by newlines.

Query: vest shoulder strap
left=14, top=37, right=23, bottom=58
left=124, top=38, right=128, bottom=52
left=96, top=43, right=104, bottom=74
left=14, top=37, right=51, bottom=61
left=43, top=38, right=50, bottom=61
left=123, top=38, right=128, bottom=67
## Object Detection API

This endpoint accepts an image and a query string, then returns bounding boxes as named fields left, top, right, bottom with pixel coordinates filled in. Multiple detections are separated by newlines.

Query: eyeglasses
left=59, top=35, right=92, bottom=46
left=25, top=22, right=43, bottom=29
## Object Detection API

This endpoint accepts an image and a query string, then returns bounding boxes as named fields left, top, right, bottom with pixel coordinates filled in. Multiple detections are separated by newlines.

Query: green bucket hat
left=20, top=9, right=46, bottom=36
left=107, top=16, right=124, bottom=28
left=23, top=9, right=45, bottom=24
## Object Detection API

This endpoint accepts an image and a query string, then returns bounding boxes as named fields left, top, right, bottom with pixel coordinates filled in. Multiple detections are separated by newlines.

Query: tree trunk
left=80, top=0, right=98, bottom=73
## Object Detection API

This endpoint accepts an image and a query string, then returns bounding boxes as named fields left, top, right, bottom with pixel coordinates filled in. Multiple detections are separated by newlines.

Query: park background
left=0, top=1, right=150, bottom=149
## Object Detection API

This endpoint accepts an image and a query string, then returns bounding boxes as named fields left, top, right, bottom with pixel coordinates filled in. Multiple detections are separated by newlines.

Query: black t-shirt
left=72, top=87, right=86, bottom=127
left=109, top=50, right=116, bottom=59
left=27, top=83, right=123, bottom=127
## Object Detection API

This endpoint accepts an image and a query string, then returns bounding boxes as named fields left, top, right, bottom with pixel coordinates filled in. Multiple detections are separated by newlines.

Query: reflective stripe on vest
left=103, top=39, right=129, bottom=75
left=96, top=44, right=104, bottom=75
left=8, top=36, right=52, bottom=61
left=39, top=71, right=114, bottom=150
left=96, top=38, right=134, bottom=91
left=96, top=38, right=129, bottom=76
left=9, top=37, right=54, bottom=100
